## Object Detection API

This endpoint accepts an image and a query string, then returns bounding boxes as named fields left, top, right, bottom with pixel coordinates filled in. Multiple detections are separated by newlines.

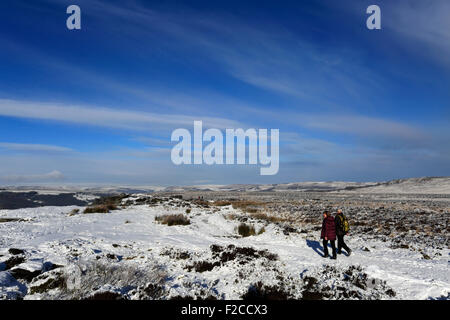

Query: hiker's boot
left=323, top=254, right=329, bottom=258
left=347, top=249, right=352, bottom=256
left=337, top=250, right=342, bottom=255
left=331, top=254, right=337, bottom=260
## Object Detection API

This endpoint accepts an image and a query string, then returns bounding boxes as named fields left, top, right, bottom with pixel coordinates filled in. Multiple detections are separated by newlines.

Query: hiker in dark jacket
left=335, top=209, right=351, bottom=256
left=320, top=211, right=337, bottom=259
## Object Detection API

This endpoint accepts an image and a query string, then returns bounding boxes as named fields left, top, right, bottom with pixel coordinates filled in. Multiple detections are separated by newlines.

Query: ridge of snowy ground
left=0, top=197, right=448, bottom=300
left=346, top=177, right=450, bottom=194
left=2, top=176, right=450, bottom=195
left=2, top=177, right=450, bottom=195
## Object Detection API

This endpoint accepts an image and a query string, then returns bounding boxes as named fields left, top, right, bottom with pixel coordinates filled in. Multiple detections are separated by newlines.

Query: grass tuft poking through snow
left=155, top=214, right=190, bottom=226
left=237, top=223, right=256, bottom=237
left=83, top=203, right=117, bottom=214
left=31, top=259, right=167, bottom=300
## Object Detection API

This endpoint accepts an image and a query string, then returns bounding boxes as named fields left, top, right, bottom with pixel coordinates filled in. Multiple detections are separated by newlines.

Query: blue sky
left=0, top=0, right=449, bottom=185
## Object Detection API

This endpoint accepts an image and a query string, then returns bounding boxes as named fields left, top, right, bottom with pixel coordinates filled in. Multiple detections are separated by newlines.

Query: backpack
left=338, top=214, right=350, bottom=233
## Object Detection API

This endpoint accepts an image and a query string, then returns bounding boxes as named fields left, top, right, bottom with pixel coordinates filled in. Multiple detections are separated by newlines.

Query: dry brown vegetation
left=83, top=203, right=117, bottom=214
left=83, top=193, right=130, bottom=214
left=0, top=218, right=24, bottom=223
left=231, top=200, right=265, bottom=211
left=212, top=200, right=233, bottom=206
left=249, top=212, right=288, bottom=223
left=212, top=200, right=267, bottom=214
left=155, top=214, right=190, bottom=226
left=219, top=200, right=290, bottom=225
left=237, top=223, right=256, bottom=237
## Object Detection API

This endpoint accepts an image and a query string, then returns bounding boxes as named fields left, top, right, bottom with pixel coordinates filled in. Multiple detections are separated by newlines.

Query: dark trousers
left=337, top=235, right=350, bottom=253
left=322, top=239, right=336, bottom=257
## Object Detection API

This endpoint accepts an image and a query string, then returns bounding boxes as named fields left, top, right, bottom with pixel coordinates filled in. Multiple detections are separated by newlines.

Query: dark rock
left=385, top=289, right=396, bottom=297
left=29, top=272, right=66, bottom=294
left=84, top=291, right=124, bottom=300
left=143, top=283, right=165, bottom=299
left=4, top=256, right=25, bottom=270
left=8, top=248, right=25, bottom=255
left=42, top=262, right=64, bottom=272
left=422, top=253, right=431, bottom=260
left=10, top=268, right=42, bottom=282
left=242, top=281, right=289, bottom=300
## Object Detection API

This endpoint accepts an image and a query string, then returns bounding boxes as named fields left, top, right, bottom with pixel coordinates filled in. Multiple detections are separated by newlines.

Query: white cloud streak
left=299, top=114, right=427, bottom=142
left=386, top=0, right=450, bottom=67
left=0, top=142, right=73, bottom=153
left=0, top=170, right=65, bottom=183
left=0, top=99, right=242, bottom=131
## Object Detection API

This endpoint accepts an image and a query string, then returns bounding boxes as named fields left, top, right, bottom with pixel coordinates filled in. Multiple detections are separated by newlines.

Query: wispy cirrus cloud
left=0, top=170, right=65, bottom=183
left=335, top=0, right=450, bottom=69
left=0, top=142, right=73, bottom=153
left=35, top=0, right=384, bottom=109
left=0, top=98, right=242, bottom=132
left=298, top=114, right=427, bottom=142
left=238, top=105, right=429, bottom=147
left=385, top=0, right=450, bottom=68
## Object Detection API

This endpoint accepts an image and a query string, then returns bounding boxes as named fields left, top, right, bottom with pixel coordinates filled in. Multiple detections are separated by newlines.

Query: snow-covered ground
left=2, top=177, right=450, bottom=195
left=346, top=177, right=450, bottom=194
left=0, top=196, right=448, bottom=300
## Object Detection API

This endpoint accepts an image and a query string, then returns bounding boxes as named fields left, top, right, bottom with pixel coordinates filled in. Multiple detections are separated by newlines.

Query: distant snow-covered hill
left=347, top=177, right=450, bottom=194
left=1, top=177, right=450, bottom=196
left=162, top=177, right=450, bottom=194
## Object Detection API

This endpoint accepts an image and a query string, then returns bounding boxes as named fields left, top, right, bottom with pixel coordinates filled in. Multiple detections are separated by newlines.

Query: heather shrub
left=155, top=214, right=190, bottom=226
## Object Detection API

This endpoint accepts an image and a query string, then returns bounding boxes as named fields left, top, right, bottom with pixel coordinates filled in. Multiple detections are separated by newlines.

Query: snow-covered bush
left=30, top=259, right=167, bottom=300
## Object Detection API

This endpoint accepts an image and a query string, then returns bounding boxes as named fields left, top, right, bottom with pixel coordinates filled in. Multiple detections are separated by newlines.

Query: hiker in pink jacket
left=320, top=211, right=337, bottom=259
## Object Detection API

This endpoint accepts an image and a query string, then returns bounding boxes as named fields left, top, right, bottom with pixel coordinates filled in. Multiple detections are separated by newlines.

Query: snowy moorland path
left=0, top=200, right=448, bottom=300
